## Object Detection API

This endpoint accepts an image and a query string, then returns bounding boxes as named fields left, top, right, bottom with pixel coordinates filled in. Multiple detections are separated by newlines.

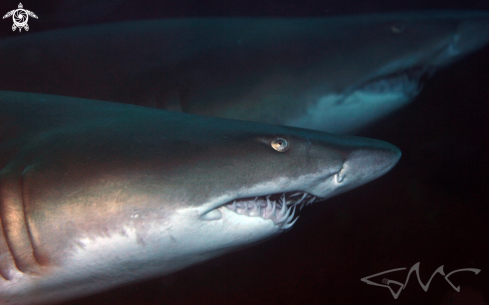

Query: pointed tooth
left=297, top=193, right=308, bottom=205
left=285, top=206, right=296, bottom=224
left=232, top=200, right=236, bottom=210
left=281, top=216, right=299, bottom=230
left=277, top=201, right=287, bottom=217
left=266, top=196, right=273, bottom=217
left=277, top=204, right=291, bottom=223
left=307, top=196, right=316, bottom=205
left=270, top=200, right=276, bottom=217
left=290, top=192, right=302, bottom=197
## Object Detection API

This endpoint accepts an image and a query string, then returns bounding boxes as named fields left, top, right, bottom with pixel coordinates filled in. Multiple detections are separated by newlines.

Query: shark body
left=0, top=11, right=489, bottom=133
left=0, top=91, right=400, bottom=304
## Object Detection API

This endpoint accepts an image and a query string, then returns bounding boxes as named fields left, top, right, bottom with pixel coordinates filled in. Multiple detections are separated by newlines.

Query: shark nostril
left=335, top=168, right=345, bottom=184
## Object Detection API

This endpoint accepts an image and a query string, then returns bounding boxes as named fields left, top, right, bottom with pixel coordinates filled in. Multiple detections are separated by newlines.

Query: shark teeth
left=224, top=192, right=322, bottom=230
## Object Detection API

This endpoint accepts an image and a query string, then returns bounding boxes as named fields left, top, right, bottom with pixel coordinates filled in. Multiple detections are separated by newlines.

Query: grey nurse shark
left=1, top=11, right=489, bottom=133
left=0, top=90, right=400, bottom=304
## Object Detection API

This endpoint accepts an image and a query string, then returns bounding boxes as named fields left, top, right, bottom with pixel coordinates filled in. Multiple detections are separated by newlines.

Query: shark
left=0, top=90, right=400, bottom=304
left=0, top=11, right=489, bottom=133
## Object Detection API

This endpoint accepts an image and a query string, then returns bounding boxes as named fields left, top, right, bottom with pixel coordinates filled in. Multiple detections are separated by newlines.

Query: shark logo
left=2, top=3, right=38, bottom=32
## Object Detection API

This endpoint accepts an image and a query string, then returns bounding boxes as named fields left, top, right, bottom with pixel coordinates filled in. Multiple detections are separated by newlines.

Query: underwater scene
left=0, top=0, right=488, bottom=304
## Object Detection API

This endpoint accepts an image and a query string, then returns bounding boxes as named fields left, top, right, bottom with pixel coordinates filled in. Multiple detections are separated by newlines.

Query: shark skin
left=0, top=11, right=489, bottom=133
left=0, top=91, right=400, bottom=304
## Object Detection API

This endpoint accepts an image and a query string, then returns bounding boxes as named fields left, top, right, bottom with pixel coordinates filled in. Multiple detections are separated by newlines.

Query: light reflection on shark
left=0, top=91, right=400, bottom=304
left=1, top=11, right=488, bottom=133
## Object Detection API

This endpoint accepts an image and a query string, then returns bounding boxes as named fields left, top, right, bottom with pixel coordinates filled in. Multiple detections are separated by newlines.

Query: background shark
left=0, top=91, right=400, bottom=304
left=0, top=11, right=488, bottom=133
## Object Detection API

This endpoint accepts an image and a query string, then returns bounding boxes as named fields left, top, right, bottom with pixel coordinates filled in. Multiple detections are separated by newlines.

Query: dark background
left=0, top=1, right=488, bottom=304
left=1, top=0, right=489, bottom=35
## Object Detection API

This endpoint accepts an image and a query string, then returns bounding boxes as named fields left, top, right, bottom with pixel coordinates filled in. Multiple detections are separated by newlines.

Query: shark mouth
left=360, top=65, right=436, bottom=96
left=337, top=65, right=436, bottom=105
left=224, top=192, right=323, bottom=230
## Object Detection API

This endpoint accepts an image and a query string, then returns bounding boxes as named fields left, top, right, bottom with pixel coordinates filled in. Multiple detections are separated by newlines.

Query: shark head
left=0, top=91, right=400, bottom=303
left=193, top=130, right=401, bottom=233
left=141, top=127, right=401, bottom=283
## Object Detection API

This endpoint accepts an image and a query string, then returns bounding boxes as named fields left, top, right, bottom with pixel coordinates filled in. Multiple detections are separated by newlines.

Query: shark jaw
left=201, top=191, right=323, bottom=230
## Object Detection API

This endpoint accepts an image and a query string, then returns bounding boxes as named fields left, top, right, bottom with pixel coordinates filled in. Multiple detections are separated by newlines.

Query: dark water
left=0, top=1, right=488, bottom=304
left=2, top=0, right=489, bottom=35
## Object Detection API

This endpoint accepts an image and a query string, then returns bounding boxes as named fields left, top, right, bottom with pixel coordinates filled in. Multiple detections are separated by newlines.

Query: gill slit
left=21, top=167, right=45, bottom=268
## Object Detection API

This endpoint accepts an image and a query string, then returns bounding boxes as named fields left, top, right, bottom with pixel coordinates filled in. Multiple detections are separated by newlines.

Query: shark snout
left=434, top=17, right=489, bottom=66
left=456, top=18, right=489, bottom=54
left=307, top=135, right=400, bottom=199
left=341, top=141, right=401, bottom=189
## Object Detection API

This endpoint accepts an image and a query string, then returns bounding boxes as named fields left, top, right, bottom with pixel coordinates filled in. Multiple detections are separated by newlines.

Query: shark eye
left=271, top=137, right=289, bottom=152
